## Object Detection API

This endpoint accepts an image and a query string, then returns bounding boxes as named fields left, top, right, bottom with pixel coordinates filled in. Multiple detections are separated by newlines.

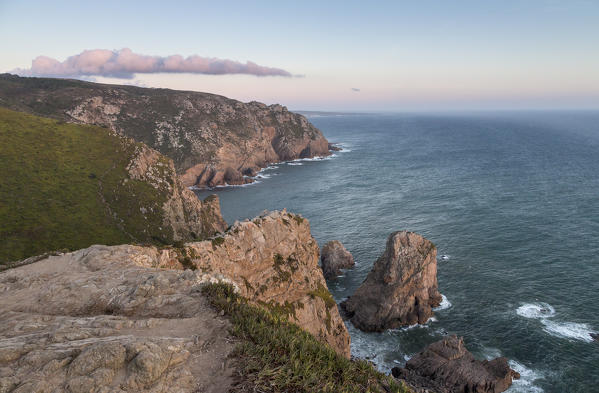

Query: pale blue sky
left=1, top=0, right=598, bottom=110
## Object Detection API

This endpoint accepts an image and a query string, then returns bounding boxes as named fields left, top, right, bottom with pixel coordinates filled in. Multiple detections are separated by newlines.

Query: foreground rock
left=392, top=336, right=519, bottom=393
left=341, top=231, right=442, bottom=331
left=320, top=240, right=355, bottom=279
left=184, top=211, right=351, bottom=358
left=0, top=245, right=237, bottom=393
left=0, top=73, right=331, bottom=188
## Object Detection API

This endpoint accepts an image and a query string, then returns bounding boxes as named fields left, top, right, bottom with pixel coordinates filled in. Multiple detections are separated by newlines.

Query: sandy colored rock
left=0, top=245, right=237, bottom=393
left=392, top=336, right=519, bottom=393
left=341, top=231, right=442, bottom=331
left=184, top=210, right=351, bottom=358
left=320, top=240, right=355, bottom=279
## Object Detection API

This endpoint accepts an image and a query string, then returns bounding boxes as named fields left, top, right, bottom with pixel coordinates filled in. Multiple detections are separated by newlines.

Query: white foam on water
left=516, top=302, right=596, bottom=342
left=439, top=254, right=451, bottom=261
left=540, top=319, right=596, bottom=342
left=287, top=162, right=303, bottom=166
left=506, top=360, right=544, bottom=393
left=337, top=142, right=352, bottom=152
left=516, top=303, right=556, bottom=319
left=433, top=294, right=452, bottom=311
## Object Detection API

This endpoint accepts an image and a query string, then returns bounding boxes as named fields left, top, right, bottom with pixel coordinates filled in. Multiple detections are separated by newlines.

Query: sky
left=1, top=0, right=598, bottom=111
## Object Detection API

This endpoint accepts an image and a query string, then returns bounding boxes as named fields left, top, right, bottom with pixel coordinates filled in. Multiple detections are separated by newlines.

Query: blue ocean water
left=196, top=111, right=599, bottom=393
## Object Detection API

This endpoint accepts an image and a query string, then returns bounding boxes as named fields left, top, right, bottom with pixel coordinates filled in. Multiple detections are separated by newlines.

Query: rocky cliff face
left=0, top=74, right=331, bottom=187
left=124, top=142, right=227, bottom=241
left=0, top=245, right=238, bottom=393
left=0, top=107, right=226, bottom=264
left=182, top=210, right=351, bottom=358
left=392, top=336, right=519, bottom=393
left=341, top=231, right=442, bottom=331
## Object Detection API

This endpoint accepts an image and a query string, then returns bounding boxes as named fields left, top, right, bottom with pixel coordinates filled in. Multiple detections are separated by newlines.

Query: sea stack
left=392, top=336, right=520, bottom=393
left=341, top=231, right=442, bottom=331
left=320, top=240, right=355, bottom=279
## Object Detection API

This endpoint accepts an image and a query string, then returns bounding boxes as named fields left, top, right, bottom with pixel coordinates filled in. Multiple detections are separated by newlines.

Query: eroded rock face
left=0, top=245, right=237, bottom=393
left=391, top=336, right=519, bottom=393
left=126, top=143, right=227, bottom=241
left=0, top=74, right=331, bottom=188
left=184, top=211, right=351, bottom=358
left=341, top=231, right=442, bottom=331
left=320, top=240, right=355, bottom=279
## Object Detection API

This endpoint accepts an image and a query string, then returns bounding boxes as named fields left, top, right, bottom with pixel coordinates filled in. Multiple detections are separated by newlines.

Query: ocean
left=195, top=111, right=599, bottom=393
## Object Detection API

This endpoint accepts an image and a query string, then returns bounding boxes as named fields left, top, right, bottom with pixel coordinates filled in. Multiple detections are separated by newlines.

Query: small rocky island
left=320, top=240, right=355, bottom=279
left=392, top=336, right=520, bottom=393
left=340, top=230, right=519, bottom=392
left=341, top=231, right=442, bottom=331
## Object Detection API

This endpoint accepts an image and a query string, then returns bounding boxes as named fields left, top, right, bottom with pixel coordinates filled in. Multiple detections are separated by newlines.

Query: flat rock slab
left=0, top=245, right=236, bottom=393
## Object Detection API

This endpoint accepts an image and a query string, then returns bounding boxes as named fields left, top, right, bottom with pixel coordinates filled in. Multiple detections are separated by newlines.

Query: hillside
left=0, top=107, right=225, bottom=264
left=0, top=73, right=331, bottom=187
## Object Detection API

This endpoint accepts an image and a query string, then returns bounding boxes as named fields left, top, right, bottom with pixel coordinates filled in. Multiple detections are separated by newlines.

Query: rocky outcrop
left=391, top=336, right=519, bottom=393
left=0, top=73, right=332, bottom=188
left=125, top=143, right=227, bottom=241
left=0, top=245, right=238, bottom=393
left=320, top=240, right=355, bottom=279
left=183, top=210, right=351, bottom=358
left=341, top=231, right=442, bottom=331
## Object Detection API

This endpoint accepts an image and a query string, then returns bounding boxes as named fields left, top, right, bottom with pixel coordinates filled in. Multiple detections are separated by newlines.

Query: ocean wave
left=439, top=254, right=451, bottom=261
left=516, top=302, right=596, bottom=342
left=433, top=294, right=452, bottom=311
left=506, top=360, right=544, bottom=393
left=516, top=302, right=556, bottom=319
left=287, top=162, right=303, bottom=166
left=336, top=142, right=352, bottom=152
left=540, top=320, right=596, bottom=342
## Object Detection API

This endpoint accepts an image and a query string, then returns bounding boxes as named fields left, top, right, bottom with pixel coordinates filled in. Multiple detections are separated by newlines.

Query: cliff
left=0, top=73, right=331, bottom=187
left=0, top=107, right=225, bottom=264
left=0, top=245, right=406, bottom=393
left=182, top=210, right=351, bottom=357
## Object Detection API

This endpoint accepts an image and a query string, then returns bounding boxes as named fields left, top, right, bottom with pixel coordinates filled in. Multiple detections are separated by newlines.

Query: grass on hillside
left=0, top=107, right=174, bottom=264
left=201, top=283, right=412, bottom=393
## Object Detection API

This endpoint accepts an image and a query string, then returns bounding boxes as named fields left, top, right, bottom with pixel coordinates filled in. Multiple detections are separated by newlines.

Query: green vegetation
left=201, top=283, right=411, bottom=393
left=211, top=236, right=225, bottom=248
left=0, top=107, right=176, bottom=264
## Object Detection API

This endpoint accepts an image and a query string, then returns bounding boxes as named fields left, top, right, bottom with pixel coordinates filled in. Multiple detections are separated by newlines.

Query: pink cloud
left=14, top=48, right=293, bottom=78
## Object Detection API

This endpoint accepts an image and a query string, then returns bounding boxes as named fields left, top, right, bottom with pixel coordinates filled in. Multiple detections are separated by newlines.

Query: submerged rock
left=392, top=336, right=519, bottom=393
left=341, top=231, right=442, bottom=331
left=320, top=240, right=355, bottom=279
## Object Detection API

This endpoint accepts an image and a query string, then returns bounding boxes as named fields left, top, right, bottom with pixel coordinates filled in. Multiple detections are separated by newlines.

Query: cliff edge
left=0, top=74, right=331, bottom=188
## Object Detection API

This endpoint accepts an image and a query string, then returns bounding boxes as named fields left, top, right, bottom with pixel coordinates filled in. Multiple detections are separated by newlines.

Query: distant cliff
left=0, top=107, right=225, bottom=264
left=0, top=73, right=331, bottom=187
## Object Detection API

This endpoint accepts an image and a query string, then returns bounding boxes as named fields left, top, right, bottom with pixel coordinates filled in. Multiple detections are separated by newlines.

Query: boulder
left=341, top=231, right=442, bottom=331
left=320, top=240, right=355, bottom=279
left=392, top=336, right=519, bottom=393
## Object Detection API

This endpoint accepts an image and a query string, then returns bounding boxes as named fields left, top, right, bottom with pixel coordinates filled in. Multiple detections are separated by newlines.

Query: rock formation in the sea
left=0, top=245, right=238, bottom=393
left=183, top=211, right=351, bottom=358
left=320, top=240, right=355, bottom=279
left=341, top=231, right=442, bottom=331
left=391, top=336, right=520, bottom=393
left=0, top=107, right=226, bottom=264
left=0, top=73, right=331, bottom=188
